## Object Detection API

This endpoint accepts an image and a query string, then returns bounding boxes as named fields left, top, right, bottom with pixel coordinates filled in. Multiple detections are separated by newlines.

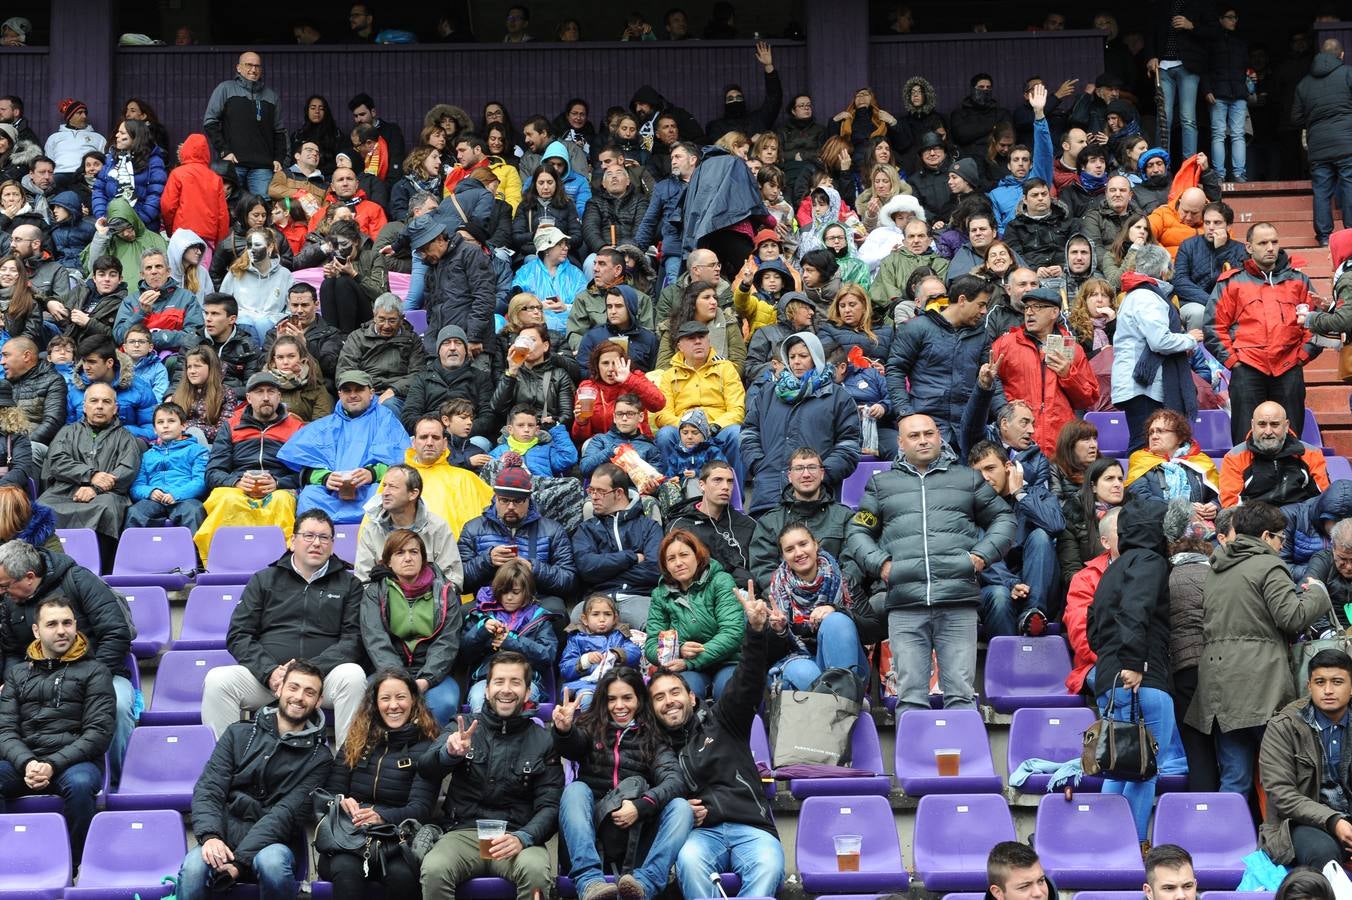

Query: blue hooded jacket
left=48, top=191, right=95, bottom=269
left=541, top=139, right=592, bottom=217
left=66, top=351, right=160, bottom=440
left=988, top=116, right=1055, bottom=232
left=131, top=435, right=209, bottom=502
left=487, top=422, right=579, bottom=477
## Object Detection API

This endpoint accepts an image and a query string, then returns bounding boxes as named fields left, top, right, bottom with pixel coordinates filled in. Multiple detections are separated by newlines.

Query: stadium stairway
left=1220, top=181, right=1350, bottom=456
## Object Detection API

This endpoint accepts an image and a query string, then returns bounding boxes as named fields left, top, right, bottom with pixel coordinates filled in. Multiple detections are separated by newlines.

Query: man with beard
left=177, top=659, right=333, bottom=900
left=419, top=651, right=561, bottom=900
left=649, top=588, right=784, bottom=899
left=1219, top=401, right=1328, bottom=508
left=264, top=283, right=344, bottom=384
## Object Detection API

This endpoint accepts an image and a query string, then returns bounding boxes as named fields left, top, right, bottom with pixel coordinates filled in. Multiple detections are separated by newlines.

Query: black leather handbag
left=1081, top=679, right=1159, bottom=781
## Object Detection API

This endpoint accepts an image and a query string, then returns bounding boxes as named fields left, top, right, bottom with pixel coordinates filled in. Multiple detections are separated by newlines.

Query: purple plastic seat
left=332, top=525, right=358, bottom=565
left=1007, top=707, right=1102, bottom=794
left=1190, top=410, right=1233, bottom=455
left=197, top=526, right=287, bottom=586
left=790, top=714, right=892, bottom=797
left=0, top=812, right=72, bottom=898
left=105, top=527, right=197, bottom=590
left=176, top=584, right=247, bottom=651
left=1084, top=413, right=1129, bottom=455
left=942, top=894, right=990, bottom=900
left=1151, top=792, right=1255, bottom=889
left=983, top=637, right=1081, bottom=712
left=1072, top=894, right=1145, bottom=900
left=123, top=586, right=172, bottom=658
left=796, top=795, right=909, bottom=894
left=64, top=810, right=186, bottom=899
left=750, top=714, right=775, bottom=797
left=841, top=460, right=891, bottom=509
left=1303, top=408, right=1323, bottom=447
left=1034, top=793, right=1146, bottom=889
left=913, top=793, right=1017, bottom=891
left=1327, top=454, right=1352, bottom=482
left=894, top=709, right=1002, bottom=796
left=108, top=725, right=216, bottom=811
left=405, top=308, right=428, bottom=335
left=141, top=649, right=235, bottom=725
left=1201, top=893, right=1273, bottom=900
left=55, top=527, right=102, bottom=573
left=456, top=879, right=517, bottom=898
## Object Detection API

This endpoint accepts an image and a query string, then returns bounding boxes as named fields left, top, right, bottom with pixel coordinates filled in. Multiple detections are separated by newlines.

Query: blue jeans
left=889, top=605, right=978, bottom=710
left=661, top=255, right=682, bottom=289
left=110, top=674, right=136, bottom=788
left=0, top=759, right=102, bottom=859
left=679, top=664, right=738, bottom=700
left=778, top=611, right=870, bottom=690
left=235, top=165, right=275, bottom=198
left=676, top=822, right=785, bottom=899
left=559, top=781, right=694, bottom=897
left=1216, top=724, right=1265, bottom=797
left=125, top=498, right=207, bottom=533
left=381, top=394, right=405, bottom=423
left=1159, top=65, right=1201, bottom=159
left=424, top=678, right=462, bottom=726
left=1311, top=156, right=1352, bottom=243
left=1209, top=98, right=1247, bottom=181
left=1097, top=685, right=1179, bottom=840
left=404, top=252, right=428, bottom=310
left=655, top=424, right=744, bottom=487
left=178, top=842, right=295, bottom=900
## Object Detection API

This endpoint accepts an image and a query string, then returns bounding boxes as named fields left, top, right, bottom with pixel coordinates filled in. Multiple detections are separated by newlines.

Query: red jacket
left=570, top=369, right=666, bottom=443
left=160, top=133, right=230, bottom=242
left=444, top=157, right=491, bottom=194
left=991, top=323, right=1100, bottom=457
left=308, top=189, right=388, bottom=241
left=1051, top=158, right=1077, bottom=197
left=1064, top=552, right=1108, bottom=693
left=1207, top=251, right=1315, bottom=376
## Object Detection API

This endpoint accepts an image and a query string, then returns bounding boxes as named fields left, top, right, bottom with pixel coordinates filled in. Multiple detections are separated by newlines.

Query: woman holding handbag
left=316, top=669, right=441, bottom=899
left=552, top=667, right=693, bottom=900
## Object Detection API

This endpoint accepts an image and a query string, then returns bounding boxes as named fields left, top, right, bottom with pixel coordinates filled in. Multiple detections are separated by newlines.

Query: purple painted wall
left=4, top=48, right=50, bottom=135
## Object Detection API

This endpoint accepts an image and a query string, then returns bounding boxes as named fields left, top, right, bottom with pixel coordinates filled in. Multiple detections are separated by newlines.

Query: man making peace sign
left=418, top=650, right=563, bottom=900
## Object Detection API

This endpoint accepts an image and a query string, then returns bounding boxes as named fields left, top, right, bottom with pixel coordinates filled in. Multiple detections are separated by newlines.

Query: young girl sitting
left=559, top=595, right=643, bottom=709
left=462, top=557, right=558, bottom=711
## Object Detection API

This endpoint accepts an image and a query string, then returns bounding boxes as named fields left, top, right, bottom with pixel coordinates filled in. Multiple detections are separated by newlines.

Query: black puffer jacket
left=0, top=549, right=132, bottom=679
left=322, top=724, right=438, bottom=825
left=748, top=487, right=864, bottom=595
left=424, top=233, right=498, bottom=349
left=263, top=317, right=345, bottom=382
left=554, top=721, right=685, bottom=819
left=1292, top=53, right=1352, bottom=163
left=192, top=705, right=333, bottom=873
left=419, top=707, right=563, bottom=847
left=0, top=635, right=114, bottom=775
left=666, top=494, right=756, bottom=586
left=400, top=360, right=496, bottom=436
left=8, top=360, right=69, bottom=446
left=582, top=187, right=646, bottom=254
left=1002, top=199, right=1074, bottom=270
left=1087, top=499, right=1172, bottom=695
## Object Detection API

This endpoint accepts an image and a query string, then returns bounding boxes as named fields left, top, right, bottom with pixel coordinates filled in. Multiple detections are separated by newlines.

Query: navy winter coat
left=91, top=146, right=168, bottom=231
left=1172, top=234, right=1249, bottom=308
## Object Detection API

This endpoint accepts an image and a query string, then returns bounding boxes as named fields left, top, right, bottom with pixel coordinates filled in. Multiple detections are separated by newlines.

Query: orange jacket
left=1218, top=431, right=1330, bottom=508
left=444, top=157, right=492, bottom=194
left=160, top=133, right=230, bottom=242
left=1063, top=552, right=1108, bottom=693
left=307, top=189, right=388, bottom=242
left=1206, top=252, right=1315, bottom=376
left=1148, top=202, right=1202, bottom=259
left=990, top=324, right=1101, bottom=457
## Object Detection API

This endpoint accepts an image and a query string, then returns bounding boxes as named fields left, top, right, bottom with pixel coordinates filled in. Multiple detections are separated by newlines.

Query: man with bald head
left=1218, top=400, right=1329, bottom=508
left=203, top=50, right=287, bottom=197
left=0, top=335, right=68, bottom=460
left=1206, top=222, right=1321, bottom=445
left=8, top=223, right=84, bottom=312
left=307, top=166, right=388, bottom=241
left=1149, top=186, right=1208, bottom=258
left=655, top=246, right=734, bottom=323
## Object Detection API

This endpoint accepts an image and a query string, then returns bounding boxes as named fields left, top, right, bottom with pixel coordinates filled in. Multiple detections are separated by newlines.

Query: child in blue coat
left=48, top=191, right=96, bottom=270
left=559, top=594, right=642, bottom=708
left=829, top=344, right=895, bottom=459
left=488, top=406, right=578, bottom=477
left=462, top=557, right=559, bottom=711
left=125, top=401, right=208, bottom=533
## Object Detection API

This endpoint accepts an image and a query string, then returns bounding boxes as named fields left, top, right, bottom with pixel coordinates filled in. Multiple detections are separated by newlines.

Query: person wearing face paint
left=316, top=668, right=439, bottom=899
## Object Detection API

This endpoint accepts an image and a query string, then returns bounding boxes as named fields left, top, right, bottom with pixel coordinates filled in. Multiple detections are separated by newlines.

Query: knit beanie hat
left=950, top=157, right=980, bottom=190
left=493, top=453, right=534, bottom=496
left=58, top=99, right=87, bottom=123
left=678, top=408, right=712, bottom=441
left=1137, top=148, right=1170, bottom=175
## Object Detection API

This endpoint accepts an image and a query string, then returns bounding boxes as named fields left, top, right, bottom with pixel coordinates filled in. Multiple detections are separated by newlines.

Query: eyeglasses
left=613, top=409, right=641, bottom=418
left=496, top=495, right=530, bottom=506
left=694, top=261, right=721, bottom=269
left=519, top=304, right=543, bottom=312
left=587, top=486, right=621, bottom=497
left=124, top=337, right=151, bottom=346
left=789, top=464, right=822, bottom=474
left=1147, top=427, right=1176, bottom=437
left=294, top=532, right=333, bottom=544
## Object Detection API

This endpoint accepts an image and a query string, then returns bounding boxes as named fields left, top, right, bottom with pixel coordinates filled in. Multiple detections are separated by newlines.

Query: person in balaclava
left=704, top=43, right=784, bottom=142
left=949, top=72, right=1012, bottom=158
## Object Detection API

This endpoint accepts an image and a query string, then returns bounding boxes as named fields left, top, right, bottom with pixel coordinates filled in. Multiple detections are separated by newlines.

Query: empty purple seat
left=141, top=649, right=235, bottom=725
left=198, top=526, right=286, bottom=586
left=983, top=637, right=1081, bottom=712
left=914, top=794, right=1017, bottom=891
left=332, top=525, right=358, bottom=565
left=176, top=584, right=247, bottom=651
left=108, top=725, right=216, bottom=811
left=64, top=810, right=186, bottom=900
left=1084, top=413, right=1129, bottom=455
left=456, top=879, right=517, bottom=898
left=105, top=527, right=197, bottom=590
left=1034, top=793, right=1146, bottom=889
left=796, top=795, right=909, bottom=894
left=894, top=709, right=1002, bottom=796
left=942, top=894, right=989, bottom=900
left=1303, top=408, right=1323, bottom=447
left=0, top=812, right=71, bottom=898
left=55, top=528, right=102, bottom=573
left=405, top=308, right=428, bottom=335
left=841, top=461, right=891, bottom=509
left=1327, top=454, right=1352, bottom=482
left=123, top=586, right=171, bottom=658
left=790, top=714, right=892, bottom=798
left=1007, top=707, right=1102, bottom=794
left=1151, top=792, right=1255, bottom=889
left=1190, top=410, right=1233, bottom=455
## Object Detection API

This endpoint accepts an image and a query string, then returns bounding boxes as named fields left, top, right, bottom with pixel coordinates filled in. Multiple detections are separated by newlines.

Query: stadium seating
left=894, top=709, right=1002, bottom=795
left=1151, top=793, right=1256, bottom=889
left=105, top=527, right=198, bottom=590
left=1084, top=413, right=1129, bottom=456
left=913, top=793, right=1018, bottom=891
left=1190, top=410, right=1233, bottom=455
left=64, top=809, right=185, bottom=900
left=108, top=725, right=216, bottom=812
left=197, top=525, right=287, bottom=585
left=1034, top=794, right=1146, bottom=889
left=0, top=812, right=72, bottom=898
left=175, top=584, right=247, bottom=650
left=788, top=714, right=892, bottom=798
left=333, top=524, right=359, bottom=565
left=55, top=528, right=102, bottom=573
left=796, top=795, right=909, bottom=894
left=1006, top=706, right=1102, bottom=794
left=124, top=585, right=172, bottom=658
left=140, top=649, right=235, bottom=725
left=982, top=636, right=1081, bottom=712
left=840, top=460, right=891, bottom=509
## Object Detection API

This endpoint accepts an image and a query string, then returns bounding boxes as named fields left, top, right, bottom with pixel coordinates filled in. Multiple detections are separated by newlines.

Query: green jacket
left=1258, top=697, right=1352, bottom=864
left=870, top=247, right=949, bottom=308
left=643, top=559, right=745, bottom=671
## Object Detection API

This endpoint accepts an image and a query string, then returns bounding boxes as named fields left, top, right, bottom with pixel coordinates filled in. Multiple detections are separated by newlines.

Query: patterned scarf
left=767, top=550, right=849, bottom=657
left=773, top=366, right=833, bottom=404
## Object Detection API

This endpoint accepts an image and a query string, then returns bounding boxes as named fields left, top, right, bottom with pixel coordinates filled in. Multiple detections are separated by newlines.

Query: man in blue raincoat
left=277, top=369, right=411, bottom=523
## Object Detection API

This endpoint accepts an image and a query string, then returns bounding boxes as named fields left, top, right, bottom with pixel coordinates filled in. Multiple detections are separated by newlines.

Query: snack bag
left=611, top=442, right=667, bottom=495
left=657, top=629, right=679, bottom=666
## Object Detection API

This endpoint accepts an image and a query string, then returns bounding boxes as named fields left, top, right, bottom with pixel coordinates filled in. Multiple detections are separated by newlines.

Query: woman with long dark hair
left=170, top=345, right=237, bottom=444
left=122, top=98, right=171, bottom=159
left=293, top=95, right=343, bottom=175
left=553, top=667, right=693, bottom=900
left=656, top=279, right=744, bottom=370
left=316, top=668, right=440, bottom=900
left=211, top=192, right=296, bottom=284
left=1057, top=456, right=1125, bottom=584
left=91, top=119, right=168, bottom=232
left=0, top=253, right=48, bottom=349
left=1049, top=418, right=1101, bottom=502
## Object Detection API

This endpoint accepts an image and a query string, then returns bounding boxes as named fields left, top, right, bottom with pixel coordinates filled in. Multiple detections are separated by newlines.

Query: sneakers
left=581, top=882, right=619, bottom=900
left=617, top=874, right=647, bottom=899
left=1019, top=608, right=1048, bottom=637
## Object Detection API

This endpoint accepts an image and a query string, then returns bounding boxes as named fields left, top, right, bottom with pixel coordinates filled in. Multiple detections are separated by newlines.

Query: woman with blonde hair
left=821, top=283, right=891, bottom=360
left=751, top=132, right=781, bottom=168
left=493, top=292, right=577, bottom=382
left=854, top=162, right=909, bottom=231
left=264, top=334, right=333, bottom=422
left=715, top=131, right=750, bottom=159
left=0, top=483, right=59, bottom=549
left=171, top=344, right=238, bottom=444
left=1067, top=277, right=1120, bottom=359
